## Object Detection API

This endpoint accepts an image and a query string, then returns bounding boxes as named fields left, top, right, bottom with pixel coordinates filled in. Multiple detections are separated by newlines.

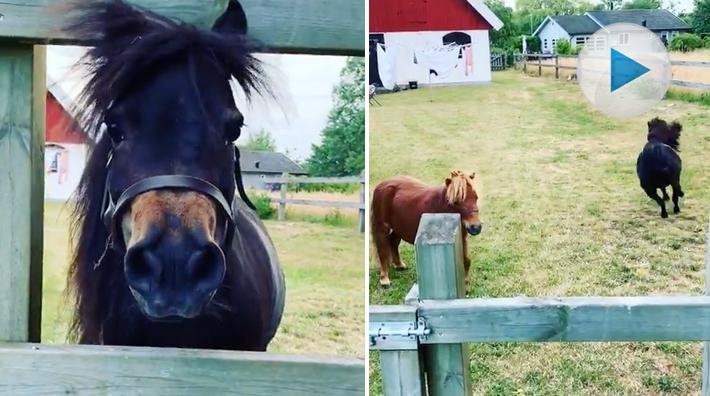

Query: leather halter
left=100, top=143, right=255, bottom=253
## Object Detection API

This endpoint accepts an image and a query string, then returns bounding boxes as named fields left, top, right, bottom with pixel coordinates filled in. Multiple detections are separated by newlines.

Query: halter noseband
left=100, top=139, right=255, bottom=255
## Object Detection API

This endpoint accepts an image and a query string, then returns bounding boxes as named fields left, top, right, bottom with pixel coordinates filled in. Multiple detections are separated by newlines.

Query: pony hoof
left=395, top=265, right=408, bottom=271
left=674, top=207, right=680, bottom=214
left=380, top=280, right=391, bottom=288
left=662, top=212, right=669, bottom=218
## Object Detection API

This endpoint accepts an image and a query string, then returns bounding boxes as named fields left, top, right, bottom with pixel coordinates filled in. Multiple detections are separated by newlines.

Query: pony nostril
left=125, top=247, right=162, bottom=292
left=187, top=243, right=226, bottom=291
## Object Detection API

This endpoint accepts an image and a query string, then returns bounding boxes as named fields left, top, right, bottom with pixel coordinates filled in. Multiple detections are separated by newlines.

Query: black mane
left=647, top=117, right=682, bottom=151
left=63, top=0, right=272, bottom=343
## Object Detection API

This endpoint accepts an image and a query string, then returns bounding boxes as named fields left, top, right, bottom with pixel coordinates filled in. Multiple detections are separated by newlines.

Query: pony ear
left=212, top=0, right=248, bottom=35
left=445, top=177, right=452, bottom=187
left=469, top=172, right=476, bottom=179
left=670, top=121, right=683, bottom=135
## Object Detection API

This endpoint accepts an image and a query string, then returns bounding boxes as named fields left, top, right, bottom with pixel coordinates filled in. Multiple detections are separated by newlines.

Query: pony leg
left=461, top=233, right=471, bottom=294
left=661, top=187, right=670, bottom=201
left=671, top=182, right=683, bottom=214
left=643, top=186, right=667, bottom=218
left=388, top=234, right=407, bottom=270
left=374, top=229, right=393, bottom=288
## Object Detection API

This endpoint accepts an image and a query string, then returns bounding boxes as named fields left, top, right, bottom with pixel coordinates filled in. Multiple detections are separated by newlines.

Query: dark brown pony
left=63, top=0, right=284, bottom=351
left=371, top=170, right=482, bottom=288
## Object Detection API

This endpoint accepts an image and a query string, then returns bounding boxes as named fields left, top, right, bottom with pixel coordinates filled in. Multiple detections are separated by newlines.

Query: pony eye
left=225, top=112, right=245, bottom=142
left=101, top=120, right=123, bottom=146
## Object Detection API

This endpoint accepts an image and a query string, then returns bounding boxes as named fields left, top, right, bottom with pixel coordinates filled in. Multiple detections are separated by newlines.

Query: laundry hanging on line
left=376, top=43, right=398, bottom=90
left=413, top=44, right=464, bottom=80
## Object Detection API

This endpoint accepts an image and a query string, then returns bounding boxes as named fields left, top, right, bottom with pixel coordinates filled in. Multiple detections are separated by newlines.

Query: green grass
left=665, top=88, right=710, bottom=107
left=369, top=70, right=710, bottom=395
left=42, top=201, right=365, bottom=359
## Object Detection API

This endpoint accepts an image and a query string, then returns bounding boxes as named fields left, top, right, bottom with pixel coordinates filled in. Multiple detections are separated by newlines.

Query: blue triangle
left=610, top=48, right=650, bottom=92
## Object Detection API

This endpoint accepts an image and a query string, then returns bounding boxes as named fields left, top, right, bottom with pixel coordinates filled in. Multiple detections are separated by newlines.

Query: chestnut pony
left=371, top=170, right=482, bottom=288
left=64, top=0, right=284, bottom=351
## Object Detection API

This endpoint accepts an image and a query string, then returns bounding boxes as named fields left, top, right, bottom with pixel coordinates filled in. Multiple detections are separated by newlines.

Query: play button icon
left=610, top=48, right=650, bottom=92
left=577, top=23, right=671, bottom=118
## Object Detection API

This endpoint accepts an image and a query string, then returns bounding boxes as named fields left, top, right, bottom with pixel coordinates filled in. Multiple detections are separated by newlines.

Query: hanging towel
left=376, top=43, right=399, bottom=90
left=464, top=45, right=473, bottom=76
left=413, top=45, right=460, bottom=80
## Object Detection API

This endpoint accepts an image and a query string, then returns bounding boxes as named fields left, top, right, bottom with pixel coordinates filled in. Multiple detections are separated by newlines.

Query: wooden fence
left=518, top=53, right=710, bottom=91
left=0, top=1, right=364, bottom=394
left=263, top=172, right=366, bottom=233
left=369, top=213, right=710, bottom=396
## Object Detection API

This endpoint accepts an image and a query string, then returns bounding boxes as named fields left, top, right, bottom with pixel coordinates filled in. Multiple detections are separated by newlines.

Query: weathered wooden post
left=538, top=56, right=542, bottom=76
left=0, top=44, right=46, bottom=343
left=370, top=305, right=427, bottom=396
left=702, top=214, right=710, bottom=396
left=358, top=170, right=365, bottom=233
left=415, top=213, right=471, bottom=396
left=278, top=172, right=288, bottom=221
left=555, top=55, right=560, bottom=79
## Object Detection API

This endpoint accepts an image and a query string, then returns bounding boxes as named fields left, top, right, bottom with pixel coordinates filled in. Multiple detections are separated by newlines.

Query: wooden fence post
left=523, top=54, right=527, bottom=72
left=358, top=170, right=365, bottom=233
left=415, top=213, right=471, bottom=396
left=278, top=172, right=288, bottom=221
left=0, top=44, right=45, bottom=343
left=538, top=56, right=542, bottom=76
left=555, top=55, right=560, bottom=79
left=702, top=214, right=710, bottom=396
left=370, top=305, right=426, bottom=396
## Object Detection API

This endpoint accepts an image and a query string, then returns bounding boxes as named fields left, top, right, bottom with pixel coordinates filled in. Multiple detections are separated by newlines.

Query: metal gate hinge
left=369, top=317, right=430, bottom=350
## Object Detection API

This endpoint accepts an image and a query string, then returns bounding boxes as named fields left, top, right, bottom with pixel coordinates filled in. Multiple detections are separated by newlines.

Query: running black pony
left=65, top=0, right=284, bottom=351
left=636, top=117, right=684, bottom=218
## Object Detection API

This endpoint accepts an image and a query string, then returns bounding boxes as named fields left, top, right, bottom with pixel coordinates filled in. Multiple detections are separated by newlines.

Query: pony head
left=647, top=117, right=682, bottom=150
left=444, top=170, right=482, bottom=236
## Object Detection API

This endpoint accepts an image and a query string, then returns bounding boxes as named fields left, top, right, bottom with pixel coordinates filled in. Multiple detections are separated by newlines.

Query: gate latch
left=369, top=317, right=430, bottom=350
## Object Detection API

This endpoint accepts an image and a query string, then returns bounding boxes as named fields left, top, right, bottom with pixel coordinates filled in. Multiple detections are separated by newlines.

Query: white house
left=533, top=9, right=692, bottom=53
left=369, top=0, right=504, bottom=87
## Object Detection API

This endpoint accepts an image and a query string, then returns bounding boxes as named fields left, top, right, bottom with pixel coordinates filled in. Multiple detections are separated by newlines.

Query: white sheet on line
left=376, top=43, right=398, bottom=90
left=414, top=45, right=461, bottom=79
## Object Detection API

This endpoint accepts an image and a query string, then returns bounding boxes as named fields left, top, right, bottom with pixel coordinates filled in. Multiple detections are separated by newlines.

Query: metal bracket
left=369, top=317, right=430, bottom=350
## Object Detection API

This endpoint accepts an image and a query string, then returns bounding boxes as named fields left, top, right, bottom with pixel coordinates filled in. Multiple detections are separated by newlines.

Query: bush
left=705, top=36, right=710, bottom=48
left=669, top=33, right=704, bottom=52
left=555, top=39, right=573, bottom=55
left=250, top=192, right=275, bottom=219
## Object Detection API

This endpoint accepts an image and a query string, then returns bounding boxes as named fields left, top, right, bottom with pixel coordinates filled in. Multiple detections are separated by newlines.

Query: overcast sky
left=46, top=46, right=347, bottom=161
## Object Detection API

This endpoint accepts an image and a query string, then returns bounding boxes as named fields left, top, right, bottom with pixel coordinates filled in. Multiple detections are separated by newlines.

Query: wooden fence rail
left=519, top=53, right=710, bottom=91
left=369, top=213, right=710, bottom=396
left=0, top=1, right=365, bottom=394
left=263, top=172, right=365, bottom=232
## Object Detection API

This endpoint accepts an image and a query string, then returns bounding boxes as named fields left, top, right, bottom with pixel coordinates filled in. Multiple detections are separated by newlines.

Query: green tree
left=691, top=0, right=710, bottom=35
left=307, top=57, right=365, bottom=177
left=622, top=0, right=661, bottom=8
left=486, top=0, right=518, bottom=49
left=242, top=129, right=276, bottom=151
left=602, top=0, right=623, bottom=9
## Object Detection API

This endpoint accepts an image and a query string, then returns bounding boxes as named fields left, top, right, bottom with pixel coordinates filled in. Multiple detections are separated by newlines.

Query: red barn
left=369, top=0, right=503, bottom=87
left=45, top=78, right=90, bottom=201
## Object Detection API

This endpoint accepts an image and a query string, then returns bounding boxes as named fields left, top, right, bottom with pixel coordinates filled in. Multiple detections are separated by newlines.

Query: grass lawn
left=42, top=201, right=365, bottom=359
left=369, top=70, right=710, bottom=395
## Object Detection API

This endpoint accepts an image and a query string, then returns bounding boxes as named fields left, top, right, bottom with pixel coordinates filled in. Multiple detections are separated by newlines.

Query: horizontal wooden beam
left=264, top=176, right=364, bottom=184
left=671, top=60, right=710, bottom=68
left=671, top=80, right=710, bottom=90
left=280, top=199, right=363, bottom=210
left=0, top=0, right=364, bottom=56
left=418, top=296, right=710, bottom=343
left=0, top=343, right=365, bottom=395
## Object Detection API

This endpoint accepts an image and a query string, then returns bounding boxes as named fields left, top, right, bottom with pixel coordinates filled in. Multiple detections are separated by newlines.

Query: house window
left=618, top=33, right=630, bottom=45
left=575, top=36, right=589, bottom=46
left=543, top=38, right=548, bottom=49
left=552, top=39, right=558, bottom=48
left=442, top=32, right=472, bottom=59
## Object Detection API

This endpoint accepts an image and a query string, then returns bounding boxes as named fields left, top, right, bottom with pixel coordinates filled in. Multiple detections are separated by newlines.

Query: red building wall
left=369, top=0, right=492, bottom=33
left=46, top=92, right=88, bottom=144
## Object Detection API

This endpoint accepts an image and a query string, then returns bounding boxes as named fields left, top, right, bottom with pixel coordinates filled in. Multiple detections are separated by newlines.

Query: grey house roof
left=239, top=150, right=307, bottom=175
left=586, top=10, right=691, bottom=31
left=534, top=9, right=691, bottom=37
left=549, top=15, right=601, bottom=35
